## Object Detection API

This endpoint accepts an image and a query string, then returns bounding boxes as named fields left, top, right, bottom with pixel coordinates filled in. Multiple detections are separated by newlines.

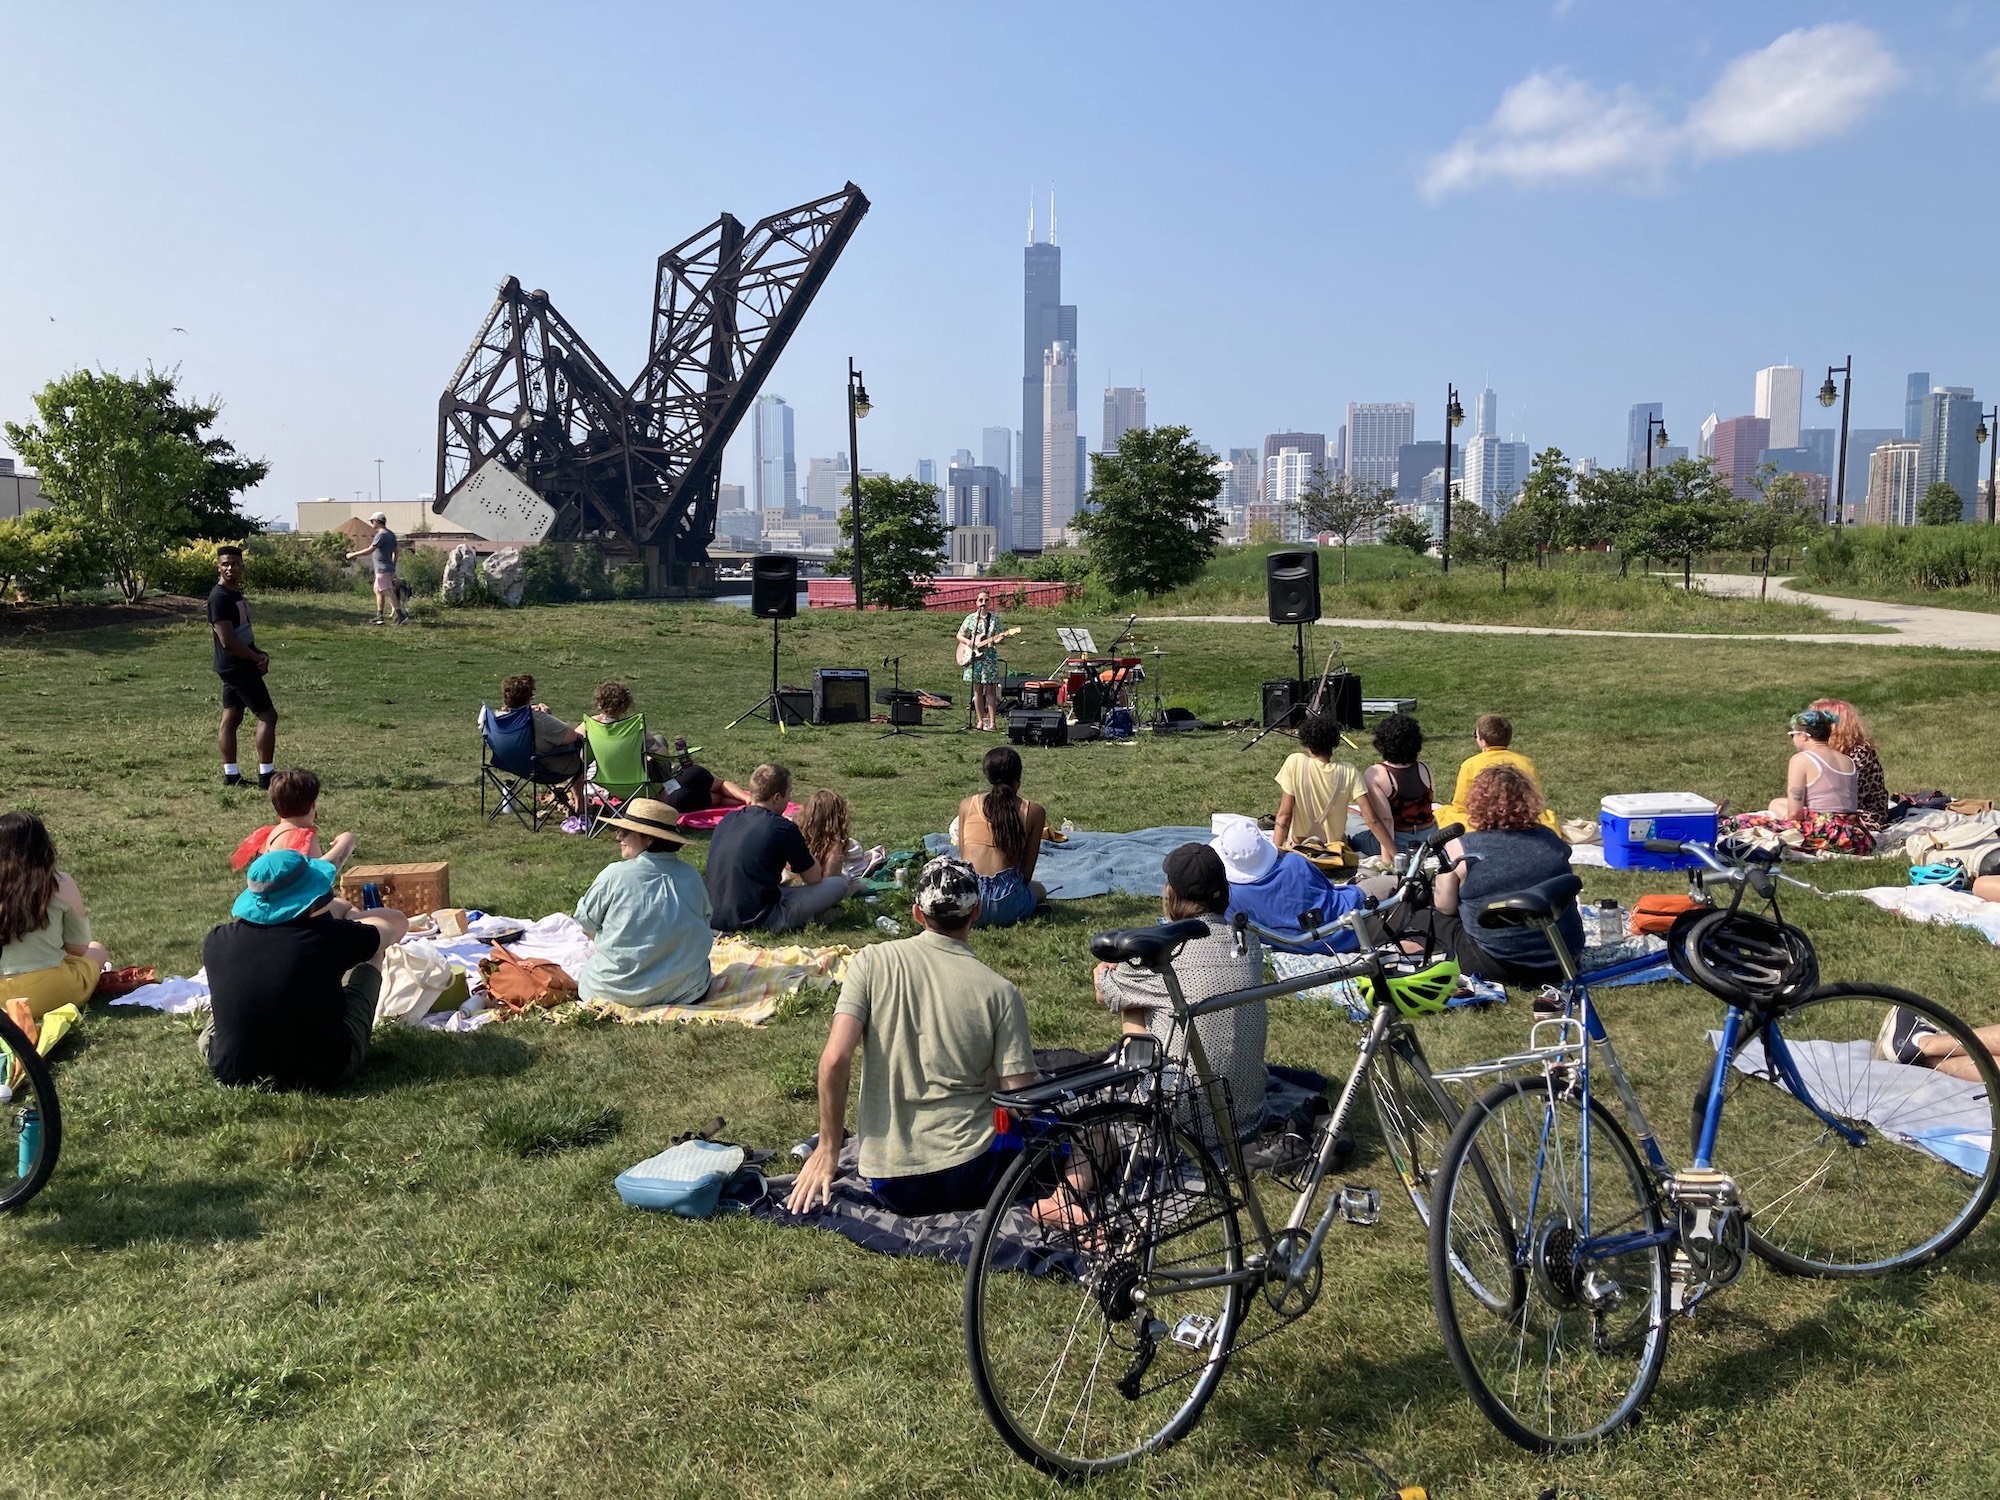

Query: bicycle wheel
left=1368, top=1025, right=1458, bottom=1226
left=0, top=1008, right=61, bottom=1211
left=964, top=1104, right=1244, bottom=1477
left=1430, top=1076, right=1670, bottom=1452
left=1701, top=984, right=2000, bottom=1278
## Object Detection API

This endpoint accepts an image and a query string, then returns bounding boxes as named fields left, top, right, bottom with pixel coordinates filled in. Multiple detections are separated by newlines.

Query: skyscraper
left=1626, top=402, right=1664, bottom=471
left=1224, top=446, right=1261, bottom=509
left=948, top=463, right=1008, bottom=545
left=1710, top=416, right=1772, bottom=499
left=1918, top=386, right=1981, bottom=520
left=1264, top=446, right=1320, bottom=539
left=1699, top=412, right=1719, bottom=459
left=1865, top=441, right=1923, bottom=526
left=1263, top=431, right=1327, bottom=472
left=1042, top=342, right=1081, bottom=542
left=1344, top=403, right=1416, bottom=488
left=1395, top=441, right=1447, bottom=502
left=982, top=426, right=1013, bottom=486
left=1103, top=386, right=1146, bottom=450
left=1905, top=373, right=1931, bottom=441
left=1463, top=433, right=1529, bottom=514
left=804, top=454, right=849, bottom=513
left=1474, top=387, right=1497, bottom=437
left=753, top=394, right=796, bottom=515
left=917, top=458, right=936, bottom=489
left=1754, top=364, right=1804, bottom=450
left=1021, top=201, right=1076, bottom=554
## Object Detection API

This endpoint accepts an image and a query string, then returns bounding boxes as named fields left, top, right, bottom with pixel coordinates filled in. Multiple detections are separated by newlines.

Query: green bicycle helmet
left=1383, top=956, right=1462, bottom=1018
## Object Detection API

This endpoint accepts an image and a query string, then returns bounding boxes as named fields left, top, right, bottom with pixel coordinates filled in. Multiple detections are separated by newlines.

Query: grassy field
left=1784, top=578, right=2000, bottom=615
left=1146, top=544, right=1880, bottom=633
left=5, top=593, right=2000, bottom=1498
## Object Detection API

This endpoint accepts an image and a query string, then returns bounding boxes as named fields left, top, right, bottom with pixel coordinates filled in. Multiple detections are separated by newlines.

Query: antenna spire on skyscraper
left=1027, top=188, right=1035, bottom=246
left=1050, top=186, right=1057, bottom=247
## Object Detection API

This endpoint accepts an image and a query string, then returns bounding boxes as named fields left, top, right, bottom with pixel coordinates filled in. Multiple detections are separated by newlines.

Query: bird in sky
left=172, top=326, right=187, bottom=334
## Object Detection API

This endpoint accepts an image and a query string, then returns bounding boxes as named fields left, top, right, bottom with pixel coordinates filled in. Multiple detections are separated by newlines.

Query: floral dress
left=960, top=610, right=1003, bottom=685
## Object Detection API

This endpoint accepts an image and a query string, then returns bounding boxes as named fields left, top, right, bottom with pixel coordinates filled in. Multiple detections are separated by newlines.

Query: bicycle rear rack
left=1432, top=1017, right=1588, bottom=1089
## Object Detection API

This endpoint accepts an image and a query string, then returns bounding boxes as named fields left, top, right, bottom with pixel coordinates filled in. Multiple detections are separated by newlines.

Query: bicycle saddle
left=1474, top=873, right=1583, bottom=930
left=1089, top=919, right=1210, bottom=971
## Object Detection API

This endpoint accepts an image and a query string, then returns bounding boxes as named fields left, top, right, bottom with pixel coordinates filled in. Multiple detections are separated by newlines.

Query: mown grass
left=1150, top=544, right=1878, bottom=633
left=3, top=593, right=2000, bottom=1497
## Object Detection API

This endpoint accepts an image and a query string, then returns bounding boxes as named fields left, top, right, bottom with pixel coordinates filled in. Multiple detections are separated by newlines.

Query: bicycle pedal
left=1170, top=1313, right=1218, bottom=1350
left=1337, top=1183, right=1381, bottom=1226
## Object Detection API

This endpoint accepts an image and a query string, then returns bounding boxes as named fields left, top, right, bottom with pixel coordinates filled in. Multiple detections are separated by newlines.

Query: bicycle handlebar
left=1641, top=836, right=1819, bottom=892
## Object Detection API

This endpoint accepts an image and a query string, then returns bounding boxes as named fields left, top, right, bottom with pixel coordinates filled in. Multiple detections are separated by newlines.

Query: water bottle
left=1590, top=898, right=1623, bottom=946
left=362, top=882, right=383, bottom=910
left=1060, top=819, right=1075, bottom=838
left=874, top=916, right=903, bottom=937
left=16, top=1105, right=40, bottom=1179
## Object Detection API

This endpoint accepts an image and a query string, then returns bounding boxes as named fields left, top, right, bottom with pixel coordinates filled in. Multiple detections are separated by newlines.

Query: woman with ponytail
left=955, top=747, right=1047, bottom=927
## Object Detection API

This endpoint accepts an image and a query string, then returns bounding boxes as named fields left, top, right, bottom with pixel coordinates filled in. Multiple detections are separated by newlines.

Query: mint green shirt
left=0, top=891, right=88, bottom=977
left=574, top=850, right=712, bottom=1008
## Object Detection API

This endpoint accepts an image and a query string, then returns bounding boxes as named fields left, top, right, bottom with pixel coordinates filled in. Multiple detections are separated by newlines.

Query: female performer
left=957, top=588, right=1004, bottom=733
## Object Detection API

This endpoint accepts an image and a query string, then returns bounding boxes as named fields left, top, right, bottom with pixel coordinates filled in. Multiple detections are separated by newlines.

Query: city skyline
left=1, top=5, right=1996, bottom=524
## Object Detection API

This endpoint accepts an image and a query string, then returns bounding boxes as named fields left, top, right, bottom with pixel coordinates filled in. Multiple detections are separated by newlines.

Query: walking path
left=1149, top=575, right=2000, bottom=653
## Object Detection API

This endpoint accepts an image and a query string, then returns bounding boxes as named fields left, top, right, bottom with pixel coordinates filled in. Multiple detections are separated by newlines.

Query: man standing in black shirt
left=201, top=848, right=409, bottom=1091
left=704, top=763, right=855, bottom=933
left=209, top=545, right=278, bottom=788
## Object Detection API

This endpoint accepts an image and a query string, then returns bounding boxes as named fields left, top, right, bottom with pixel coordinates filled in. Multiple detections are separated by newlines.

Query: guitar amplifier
left=1310, top=670, right=1363, bottom=730
left=1007, top=708, right=1068, bottom=747
left=1018, top=680, right=1061, bottom=710
left=813, top=668, right=870, bottom=725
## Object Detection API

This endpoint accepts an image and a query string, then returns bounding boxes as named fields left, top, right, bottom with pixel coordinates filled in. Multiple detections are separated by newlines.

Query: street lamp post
left=1441, top=384, right=1465, bottom=573
left=1818, top=357, right=1853, bottom=533
left=1645, top=413, right=1669, bottom=472
left=375, top=458, right=385, bottom=508
left=845, top=358, right=871, bottom=609
left=1977, top=407, right=1998, bottom=525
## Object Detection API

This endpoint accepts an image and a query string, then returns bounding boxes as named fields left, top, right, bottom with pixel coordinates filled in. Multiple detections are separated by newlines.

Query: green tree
left=1737, top=465, right=1824, bottom=598
left=1572, top=466, right=1649, bottom=573
left=1635, top=456, right=1737, bottom=588
left=830, top=474, right=949, bottom=609
left=1510, top=447, right=1575, bottom=568
left=1296, top=474, right=1394, bottom=582
left=1381, top=512, right=1433, bottom=557
left=1073, top=425, right=1222, bottom=597
left=2, top=367, right=266, bottom=601
left=1918, top=481, right=1965, bottom=526
left=1449, top=504, right=1536, bottom=590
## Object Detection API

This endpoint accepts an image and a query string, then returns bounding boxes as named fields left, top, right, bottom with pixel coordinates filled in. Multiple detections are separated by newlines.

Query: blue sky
left=2, top=2, right=1996, bottom=521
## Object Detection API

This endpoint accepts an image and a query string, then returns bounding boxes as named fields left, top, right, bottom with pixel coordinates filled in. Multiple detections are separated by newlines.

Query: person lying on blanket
left=1095, top=844, right=1267, bottom=1141
left=574, top=799, right=713, bottom=1009
left=787, top=856, right=1040, bottom=1216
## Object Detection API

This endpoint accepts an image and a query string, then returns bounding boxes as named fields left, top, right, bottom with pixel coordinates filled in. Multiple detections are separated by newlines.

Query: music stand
left=1057, top=626, right=1098, bottom=655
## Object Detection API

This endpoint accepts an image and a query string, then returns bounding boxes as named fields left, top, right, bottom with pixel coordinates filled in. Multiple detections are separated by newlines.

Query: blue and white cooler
left=1599, top=793, right=1719, bottom=871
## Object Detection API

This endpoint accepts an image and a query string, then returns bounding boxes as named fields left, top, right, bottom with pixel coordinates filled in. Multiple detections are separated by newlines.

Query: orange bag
left=477, top=945, right=579, bottom=1014
left=1630, top=894, right=1702, bottom=936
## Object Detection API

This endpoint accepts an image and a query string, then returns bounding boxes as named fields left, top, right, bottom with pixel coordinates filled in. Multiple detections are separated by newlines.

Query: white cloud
left=1420, top=23, right=1903, bottom=200
left=1684, top=24, right=1906, bottom=158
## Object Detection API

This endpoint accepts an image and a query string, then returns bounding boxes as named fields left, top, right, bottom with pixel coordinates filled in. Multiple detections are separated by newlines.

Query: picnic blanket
left=1846, top=886, right=2000, bottom=947
left=923, top=825, right=1214, bottom=900
left=1721, top=1031, right=1993, bottom=1177
left=750, top=1061, right=1331, bottom=1276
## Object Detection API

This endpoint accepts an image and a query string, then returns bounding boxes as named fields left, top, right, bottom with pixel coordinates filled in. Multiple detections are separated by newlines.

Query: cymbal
left=1148, top=647, right=1169, bottom=655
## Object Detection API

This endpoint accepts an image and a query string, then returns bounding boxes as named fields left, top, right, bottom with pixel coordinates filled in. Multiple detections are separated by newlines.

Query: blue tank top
left=1458, top=828, right=1583, bottom=968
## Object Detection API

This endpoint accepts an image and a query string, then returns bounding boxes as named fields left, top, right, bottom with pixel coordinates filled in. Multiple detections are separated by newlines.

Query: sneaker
left=394, top=612, right=409, bottom=625
left=222, top=772, right=243, bottom=788
left=1876, top=1006, right=1941, bottom=1065
left=371, top=616, right=385, bottom=626
left=257, top=771, right=274, bottom=790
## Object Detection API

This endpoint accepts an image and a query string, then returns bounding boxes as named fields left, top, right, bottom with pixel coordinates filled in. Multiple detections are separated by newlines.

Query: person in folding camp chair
left=580, top=681, right=664, bottom=826
left=487, top=674, right=586, bottom=814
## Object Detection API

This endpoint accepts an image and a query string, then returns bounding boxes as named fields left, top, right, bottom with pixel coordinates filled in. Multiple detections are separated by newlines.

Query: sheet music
left=1057, top=627, right=1098, bottom=654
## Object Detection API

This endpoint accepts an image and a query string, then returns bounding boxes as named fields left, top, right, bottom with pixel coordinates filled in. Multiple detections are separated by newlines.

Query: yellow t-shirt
left=1275, top=753, right=1363, bottom=846
left=1435, top=747, right=1559, bottom=831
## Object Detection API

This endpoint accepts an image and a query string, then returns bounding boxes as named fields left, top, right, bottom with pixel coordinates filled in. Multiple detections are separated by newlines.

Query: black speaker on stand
left=1242, top=549, right=1323, bottom=751
left=729, top=555, right=809, bottom=729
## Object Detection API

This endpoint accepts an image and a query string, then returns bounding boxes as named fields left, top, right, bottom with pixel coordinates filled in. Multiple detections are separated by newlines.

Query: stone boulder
left=440, top=544, right=482, bottom=605
left=479, top=547, right=526, bottom=608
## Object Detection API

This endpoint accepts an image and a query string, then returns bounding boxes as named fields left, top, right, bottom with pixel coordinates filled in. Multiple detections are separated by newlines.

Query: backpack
left=1629, top=893, right=1704, bottom=937
left=1901, top=818, right=2000, bottom=879
left=616, top=1120, right=771, bottom=1218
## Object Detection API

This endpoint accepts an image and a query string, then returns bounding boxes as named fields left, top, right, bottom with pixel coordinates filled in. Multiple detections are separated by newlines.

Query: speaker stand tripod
left=728, top=616, right=810, bottom=731
left=1239, top=621, right=1311, bottom=752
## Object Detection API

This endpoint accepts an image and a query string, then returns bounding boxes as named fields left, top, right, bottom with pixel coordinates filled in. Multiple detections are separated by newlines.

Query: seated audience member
left=1095, top=844, right=1267, bottom=1139
left=1877, top=1005, right=2000, bottom=1082
left=1811, top=697, right=1892, bottom=832
left=1429, top=766, right=1583, bottom=984
left=796, top=789, right=858, bottom=882
left=231, top=768, right=357, bottom=872
left=0, top=812, right=111, bottom=1019
left=660, top=737, right=754, bottom=817
left=1433, top=714, right=1559, bottom=833
left=1212, top=820, right=1389, bottom=955
left=488, top=673, right=586, bottom=812
left=956, top=746, right=1047, bottom=927
left=1719, top=708, right=1874, bottom=856
left=705, top=764, right=854, bottom=933
left=583, top=680, right=677, bottom=774
left=574, top=798, right=712, bottom=1009
left=1274, top=712, right=1395, bottom=857
left=1348, top=712, right=1438, bottom=858
left=786, top=857, right=1035, bottom=1215
left=201, top=849, right=409, bottom=1090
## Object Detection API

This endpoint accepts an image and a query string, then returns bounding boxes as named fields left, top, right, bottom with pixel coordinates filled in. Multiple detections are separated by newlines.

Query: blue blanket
left=924, top=825, right=1215, bottom=901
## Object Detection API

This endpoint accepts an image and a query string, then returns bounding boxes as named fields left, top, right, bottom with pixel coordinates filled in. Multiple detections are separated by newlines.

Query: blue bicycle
left=1425, top=837, right=2000, bottom=1450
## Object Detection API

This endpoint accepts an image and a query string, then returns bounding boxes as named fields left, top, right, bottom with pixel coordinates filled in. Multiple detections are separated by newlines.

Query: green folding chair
left=581, top=714, right=658, bottom=837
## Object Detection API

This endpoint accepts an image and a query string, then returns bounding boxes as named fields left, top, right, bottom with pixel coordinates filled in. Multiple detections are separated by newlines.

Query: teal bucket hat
left=233, top=849, right=340, bottom=924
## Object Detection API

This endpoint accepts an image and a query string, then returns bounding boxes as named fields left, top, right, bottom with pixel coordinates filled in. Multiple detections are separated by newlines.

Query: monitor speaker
left=1007, top=708, right=1069, bottom=747
left=1311, top=670, right=1363, bottom=730
left=813, top=668, right=870, bottom=724
left=1262, top=679, right=1305, bottom=729
left=1266, top=548, right=1321, bottom=624
left=751, top=554, right=800, bottom=619
left=775, top=687, right=813, bottom=726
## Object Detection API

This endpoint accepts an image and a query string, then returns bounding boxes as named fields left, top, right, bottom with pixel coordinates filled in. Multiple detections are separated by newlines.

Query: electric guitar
left=955, top=625, right=1022, bottom=666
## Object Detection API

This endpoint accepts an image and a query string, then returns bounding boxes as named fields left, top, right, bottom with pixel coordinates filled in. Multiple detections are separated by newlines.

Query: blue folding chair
left=480, top=704, right=577, bottom=832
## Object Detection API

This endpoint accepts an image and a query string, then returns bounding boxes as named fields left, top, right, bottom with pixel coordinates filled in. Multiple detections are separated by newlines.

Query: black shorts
left=662, top=764, right=716, bottom=814
left=218, top=665, right=276, bottom=716
left=870, top=1143, right=1024, bottom=1216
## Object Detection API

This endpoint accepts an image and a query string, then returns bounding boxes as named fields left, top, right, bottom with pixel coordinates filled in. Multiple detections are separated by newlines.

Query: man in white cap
left=786, top=856, right=1036, bottom=1216
left=345, top=510, right=407, bottom=625
left=1211, top=818, right=1389, bottom=956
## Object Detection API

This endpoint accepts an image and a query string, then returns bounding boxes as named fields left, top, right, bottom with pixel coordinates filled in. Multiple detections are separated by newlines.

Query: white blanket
left=1849, top=886, right=2000, bottom=947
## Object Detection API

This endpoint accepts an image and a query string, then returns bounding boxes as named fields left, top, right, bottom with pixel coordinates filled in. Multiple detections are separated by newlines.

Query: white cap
left=1210, top=820, right=1278, bottom=884
left=368, top=510, right=388, bottom=523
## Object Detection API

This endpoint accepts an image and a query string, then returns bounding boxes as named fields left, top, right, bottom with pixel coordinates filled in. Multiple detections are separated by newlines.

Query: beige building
left=1864, top=441, right=1922, bottom=527
left=948, top=525, right=997, bottom=573
left=294, top=499, right=441, bottom=535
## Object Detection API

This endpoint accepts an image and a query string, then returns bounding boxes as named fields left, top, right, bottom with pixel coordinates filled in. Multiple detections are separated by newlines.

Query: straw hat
left=595, top=798, right=688, bottom=847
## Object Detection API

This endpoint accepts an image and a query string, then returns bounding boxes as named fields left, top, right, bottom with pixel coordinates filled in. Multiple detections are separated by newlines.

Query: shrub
left=151, top=535, right=343, bottom=596
left=1793, top=524, right=2000, bottom=596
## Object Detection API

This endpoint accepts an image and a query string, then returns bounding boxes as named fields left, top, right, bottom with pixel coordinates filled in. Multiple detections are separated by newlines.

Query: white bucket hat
left=1210, top=820, right=1278, bottom=884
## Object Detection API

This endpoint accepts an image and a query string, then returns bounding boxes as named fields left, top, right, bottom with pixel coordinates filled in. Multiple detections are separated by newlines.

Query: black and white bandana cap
left=914, top=855, right=981, bottom=921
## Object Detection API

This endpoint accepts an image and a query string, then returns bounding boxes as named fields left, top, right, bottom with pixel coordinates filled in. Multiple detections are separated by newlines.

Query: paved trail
left=1149, top=574, right=2000, bottom=653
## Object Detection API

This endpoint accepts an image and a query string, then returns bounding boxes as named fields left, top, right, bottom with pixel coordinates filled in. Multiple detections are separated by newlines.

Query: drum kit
left=1010, top=619, right=1174, bottom=741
